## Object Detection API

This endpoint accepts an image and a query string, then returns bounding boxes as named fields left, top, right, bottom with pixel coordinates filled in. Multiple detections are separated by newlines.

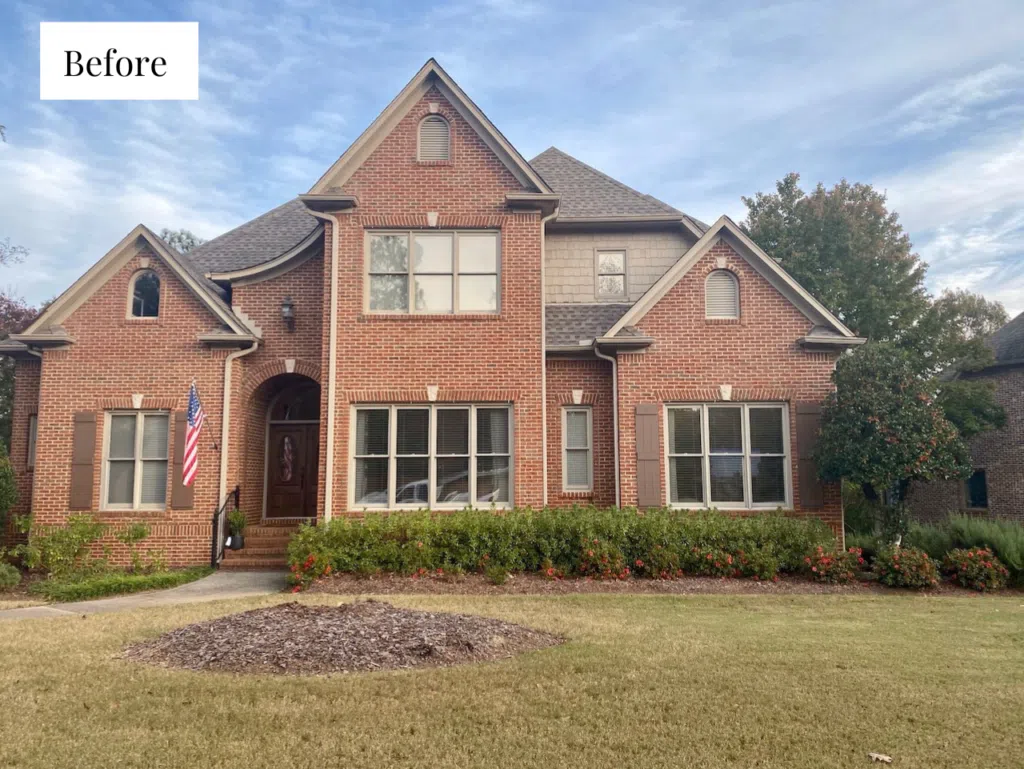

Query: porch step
left=220, top=553, right=288, bottom=570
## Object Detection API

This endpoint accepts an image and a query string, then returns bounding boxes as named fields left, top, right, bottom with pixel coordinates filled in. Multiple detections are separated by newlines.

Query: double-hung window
left=596, top=250, right=627, bottom=299
left=367, top=231, right=500, bottom=314
left=353, top=404, right=511, bottom=509
left=103, top=412, right=170, bottom=510
left=562, top=407, right=593, bottom=491
left=666, top=403, right=789, bottom=509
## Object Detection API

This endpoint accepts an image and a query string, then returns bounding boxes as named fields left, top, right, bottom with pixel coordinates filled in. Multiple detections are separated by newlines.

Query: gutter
left=539, top=204, right=560, bottom=506
left=593, top=342, right=620, bottom=508
left=219, top=341, right=259, bottom=505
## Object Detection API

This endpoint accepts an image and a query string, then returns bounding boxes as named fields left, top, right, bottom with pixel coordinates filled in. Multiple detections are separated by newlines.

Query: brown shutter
left=636, top=404, right=661, bottom=510
left=795, top=402, right=824, bottom=509
left=69, top=411, right=97, bottom=510
left=170, top=411, right=193, bottom=510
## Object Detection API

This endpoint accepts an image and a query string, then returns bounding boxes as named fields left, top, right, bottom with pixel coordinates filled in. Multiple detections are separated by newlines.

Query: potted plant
left=227, top=509, right=247, bottom=550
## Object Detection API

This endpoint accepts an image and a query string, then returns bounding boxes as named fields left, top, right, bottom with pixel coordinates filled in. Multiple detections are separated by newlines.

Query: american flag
left=183, top=381, right=205, bottom=487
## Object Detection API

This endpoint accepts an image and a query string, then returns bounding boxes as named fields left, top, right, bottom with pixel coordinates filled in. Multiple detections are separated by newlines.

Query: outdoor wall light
left=280, top=296, right=296, bottom=329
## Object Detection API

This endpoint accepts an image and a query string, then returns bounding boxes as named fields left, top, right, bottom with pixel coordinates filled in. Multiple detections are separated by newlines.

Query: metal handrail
left=210, top=485, right=240, bottom=568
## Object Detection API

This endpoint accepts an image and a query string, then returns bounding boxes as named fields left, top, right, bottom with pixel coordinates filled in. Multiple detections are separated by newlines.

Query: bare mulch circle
left=122, top=600, right=562, bottom=675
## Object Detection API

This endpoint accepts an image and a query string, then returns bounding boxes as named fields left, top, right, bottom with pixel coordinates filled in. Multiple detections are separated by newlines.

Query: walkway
left=0, top=570, right=288, bottom=621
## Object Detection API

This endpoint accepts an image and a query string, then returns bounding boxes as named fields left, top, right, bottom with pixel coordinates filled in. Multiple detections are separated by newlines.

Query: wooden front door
left=266, top=423, right=319, bottom=519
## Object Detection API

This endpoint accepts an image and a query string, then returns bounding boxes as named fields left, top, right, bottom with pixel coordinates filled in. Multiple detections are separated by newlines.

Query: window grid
left=102, top=411, right=170, bottom=511
left=666, top=404, right=790, bottom=509
left=366, top=231, right=500, bottom=315
left=353, top=404, right=512, bottom=510
left=562, top=407, right=593, bottom=492
left=596, top=250, right=627, bottom=299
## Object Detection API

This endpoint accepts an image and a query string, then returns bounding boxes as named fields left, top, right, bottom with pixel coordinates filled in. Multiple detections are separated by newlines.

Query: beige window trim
left=125, top=269, right=161, bottom=320
left=417, top=114, right=451, bottom=162
left=100, top=410, right=170, bottom=511
left=561, top=406, right=593, bottom=492
left=364, top=230, right=501, bottom=315
left=705, top=269, right=740, bottom=319
left=595, top=248, right=628, bottom=300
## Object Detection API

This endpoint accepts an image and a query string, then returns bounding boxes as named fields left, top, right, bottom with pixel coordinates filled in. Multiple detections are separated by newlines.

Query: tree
left=159, top=228, right=204, bottom=254
left=0, top=294, right=38, bottom=449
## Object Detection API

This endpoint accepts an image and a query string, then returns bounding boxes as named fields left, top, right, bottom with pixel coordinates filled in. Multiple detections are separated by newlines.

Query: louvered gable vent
left=419, top=115, right=450, bottom=161
left=705, top=270, right=739, bottom=318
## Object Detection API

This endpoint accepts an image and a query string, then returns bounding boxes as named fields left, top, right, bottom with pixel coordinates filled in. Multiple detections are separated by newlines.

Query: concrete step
left=226, top=545, right=289, bottom=557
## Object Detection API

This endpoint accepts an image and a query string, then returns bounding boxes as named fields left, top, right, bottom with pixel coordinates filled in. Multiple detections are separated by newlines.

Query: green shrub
left=287, top=507, right=835, bottom=587
left=0, top=442, right=17, bottom=534
left=845, top=533, right=880, bottom=563
left=16, top=514, right=108, bottom=577
left=805, top=545, right=862, bottom=584
left=484, top=564, right=509, bottom=585
left=115, top=522, right=152, bottom=574
left=905, top=516, right=1024, bottom=585
left=942, top=548, right=1010, bottom=592
left=904, top=522, right=954, bottom=561
left=0, top=562, right=20, bottom=591
left=31, top=567, right=211, bottom=602
left=228, top=509, right=247, bottom=536
left=873, top=546, right=939, bottom=588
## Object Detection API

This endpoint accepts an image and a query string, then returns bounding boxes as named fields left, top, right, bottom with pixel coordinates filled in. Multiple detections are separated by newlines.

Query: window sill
left=414, top=160, right=453, bottom=167
left=123, top=317, right=162, bottom=326
left=667, top=504, right=792, bottom=512
left=704, top=317, right=741, bottom=325
left=352, top=505, right=512, bottom=513
left=96, top=510, right=170, bottom=520
left=359, top=313, right=503, bottom=322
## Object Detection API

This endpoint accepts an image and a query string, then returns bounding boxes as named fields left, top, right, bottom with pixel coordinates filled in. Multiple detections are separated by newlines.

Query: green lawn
left=0, top=593, right=1021, bottom=768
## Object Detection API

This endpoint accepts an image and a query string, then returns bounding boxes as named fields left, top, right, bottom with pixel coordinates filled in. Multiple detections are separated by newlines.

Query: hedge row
left=287, top=506, right=837, bottom=586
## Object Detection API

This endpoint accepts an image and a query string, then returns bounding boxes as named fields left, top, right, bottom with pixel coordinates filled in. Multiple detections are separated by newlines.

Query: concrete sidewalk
left=0, top=570, right=288, bottom=621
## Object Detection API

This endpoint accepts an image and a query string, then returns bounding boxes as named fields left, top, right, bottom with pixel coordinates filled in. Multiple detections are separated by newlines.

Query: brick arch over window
left=241, top=358, right=322, bottom=402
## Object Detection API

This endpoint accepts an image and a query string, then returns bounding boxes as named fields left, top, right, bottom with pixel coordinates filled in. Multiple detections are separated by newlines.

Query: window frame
left=27, top=413, right=37, bottom=471
left=964, top=468, right=989, bottom=510
left=350, top=404, right=513, bottom=510
left=126, top=269, right=161, bottom=319
left=595, top=249, right=628, bottom=300
left=705, top=269, right=740, bottom=319
left=417, top=114, right=451, bottom=162
left=100, top=410, right=171, bottom=511
left=364, top=230, right=501, bottom=315
left=561, top=406, right=593, bottom=492
left=664, top=403, right=791, bottom=510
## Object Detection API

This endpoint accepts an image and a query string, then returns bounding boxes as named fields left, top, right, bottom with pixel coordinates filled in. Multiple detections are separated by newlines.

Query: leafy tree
left=159, top=228, right=205, bottom=254
left=0, top=294, right=38, bottom=449
left=0, top=441, right=17, bottom=535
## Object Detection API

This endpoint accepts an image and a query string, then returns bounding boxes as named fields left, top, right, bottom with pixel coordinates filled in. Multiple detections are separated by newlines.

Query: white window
left=353, top=404, right=511, bottom=509
left=418, top=115, right=450, bottom=161
left=27, top=414, right=37, bottom=470
left=666, top=404, right=789, bottom=509
left=103, top=412, right=170, bottom=510
left=705, top=270, right=739, bottom=318
left=562, top=407, right=593, bottom=491
left=367, top=231, right=499, bottom=314
left=129, top=269, right=160, bottom=318
left=596, top=250, right=627, bottom=299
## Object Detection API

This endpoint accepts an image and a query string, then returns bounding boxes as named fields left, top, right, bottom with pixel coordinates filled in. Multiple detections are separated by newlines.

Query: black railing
left=210, top=485, right=240, bottom=568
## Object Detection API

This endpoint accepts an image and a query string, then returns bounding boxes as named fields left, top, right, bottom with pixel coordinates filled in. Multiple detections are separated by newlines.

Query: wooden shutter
left=636, top=404, right=661, bottom=509
left=705, top=271, right=739, bottom=318
left=419, top=116, right=450, bottom=161
left=795, top=402, right=824, bottom=509
left=170, top=411, right=193, bottom=510
left=69, top=411, right=97, bottom=510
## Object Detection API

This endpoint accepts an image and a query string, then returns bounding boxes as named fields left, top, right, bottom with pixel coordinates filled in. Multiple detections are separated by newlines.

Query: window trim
left=562, top=406, right=593, bottom=492
left=26, top=414, right=37, bottom=471
left=664, top=403, right=791, bottom=510
left=126, top=269, right=161, bottom=319
left=595, top=248, right=628, bottom=300
left=364, top=230, right=501, bottom=315
left=349, top=403, right=513, bottom=510
left=100, top=410, right=170, bottom=511
left=705, top=269, right=740, bottom=319
left=417, top=113, right=451, bottom=162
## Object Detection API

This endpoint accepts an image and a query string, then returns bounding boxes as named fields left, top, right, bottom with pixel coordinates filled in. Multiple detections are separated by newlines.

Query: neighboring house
left=908, top=311, right=1024, bottom=523
left=0, top=60, right=862, bottom=568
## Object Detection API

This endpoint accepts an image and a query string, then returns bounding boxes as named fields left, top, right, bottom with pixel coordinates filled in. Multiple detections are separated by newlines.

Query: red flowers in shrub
left=942, top=547, right=1010, bottom=591
left=576, top=539, right=628, bottom=580
left=287, top=552, right=332, bottom=590
left=805, top=545, right=861, bottom=584
left=873, top=546, right=938, bottom=588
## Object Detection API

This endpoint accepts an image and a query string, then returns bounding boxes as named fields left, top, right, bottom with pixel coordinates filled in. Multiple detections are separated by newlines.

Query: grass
left=29, top=567, right=212, bottom=602
left=0, top=593, right=1021, bottom=768
left=0, top=599, right=43, bottom=610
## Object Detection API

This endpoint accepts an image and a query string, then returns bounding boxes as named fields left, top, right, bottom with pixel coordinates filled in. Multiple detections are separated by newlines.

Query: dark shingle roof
left=530, top=147, right=704, bottom=231
left=186, top=198, right=320, bottom=275
left=988, top=310, right=1024, bottom=364
left=546, top=303, right=632, bottom=347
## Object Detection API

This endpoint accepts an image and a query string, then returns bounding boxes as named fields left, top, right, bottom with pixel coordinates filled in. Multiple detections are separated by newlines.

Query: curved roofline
left=206, top=225, right=324, bottom=283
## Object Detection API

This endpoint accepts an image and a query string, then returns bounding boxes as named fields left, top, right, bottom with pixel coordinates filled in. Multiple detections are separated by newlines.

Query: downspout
left=306, top=209, right=341, bottom=522
left=593, top=343, right=620, bottom=508
left=219, top=341, right=259, bottom=505
left=539, top=205, right=560, bottom=507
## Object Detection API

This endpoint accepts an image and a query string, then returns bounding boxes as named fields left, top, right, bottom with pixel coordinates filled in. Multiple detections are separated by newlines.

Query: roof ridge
left=533, top=147, right=681, bottom=216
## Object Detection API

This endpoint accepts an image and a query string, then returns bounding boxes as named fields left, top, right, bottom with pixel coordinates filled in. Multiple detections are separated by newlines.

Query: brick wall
left=908, top=366, right=1024, bottom=522
left=615, top=238, right=843, bottom=531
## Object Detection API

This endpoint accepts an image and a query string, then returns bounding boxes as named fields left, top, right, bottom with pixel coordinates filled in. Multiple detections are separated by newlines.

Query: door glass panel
left=279, top=435, right=295, bottom=482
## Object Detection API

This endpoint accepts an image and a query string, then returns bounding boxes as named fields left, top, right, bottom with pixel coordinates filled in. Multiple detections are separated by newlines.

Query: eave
left=505, top=192, right=560, bottom=217
left=798, top=335, right=866, bottom=350
left=197, top=332, right=258, bottom=349
left=298, top=194, right=359, bottom=213
left=206, top=225, right=325, bottom=284
left=8, top=332, right=76, bottom=348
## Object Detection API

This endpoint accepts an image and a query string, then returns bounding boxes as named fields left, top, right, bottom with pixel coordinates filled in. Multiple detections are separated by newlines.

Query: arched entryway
left=262, top=376, right=320, bottom=519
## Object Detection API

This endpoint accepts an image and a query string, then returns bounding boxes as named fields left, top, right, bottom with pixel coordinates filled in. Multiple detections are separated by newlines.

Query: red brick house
left=0, top=60, right=862, bottom=567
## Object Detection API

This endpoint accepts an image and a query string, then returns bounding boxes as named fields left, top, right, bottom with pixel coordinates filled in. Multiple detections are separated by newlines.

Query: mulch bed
left=306, top=572, right=1024, bottom=597
left=121, top=600, right=563, bottom=675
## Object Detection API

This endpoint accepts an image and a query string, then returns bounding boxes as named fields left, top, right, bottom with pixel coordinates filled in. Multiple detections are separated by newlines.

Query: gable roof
left=530, top=147, right=707, bottom=233
left=546, top=303, right=633, bottom=348
left=310, top=59, right=552, bottom=195
left=987, top=310, right=1024, bottom=365
left=187, top=198, right=321, bottom=277
left=605, top=216, right=862, bottom=343
left=22, top=225, right=252, bottom=338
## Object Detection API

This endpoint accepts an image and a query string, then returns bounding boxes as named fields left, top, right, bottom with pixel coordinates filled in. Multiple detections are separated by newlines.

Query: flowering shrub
left=633, top=544, right=681, bottom=579
left=942, top=547, right=1010, bottom=591
left=539, top=559, right=564, bottom=580
left=577, top=539, right=629, bottom=580
left=872, top=545, right=938, bottom=588
left=805, top=546, right=863, bottom=584
left=288, top=552, right=332, bottom=590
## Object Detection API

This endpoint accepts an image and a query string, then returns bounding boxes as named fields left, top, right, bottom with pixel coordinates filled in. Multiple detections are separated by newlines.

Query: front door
left=266, top=423, right=319, bottom=519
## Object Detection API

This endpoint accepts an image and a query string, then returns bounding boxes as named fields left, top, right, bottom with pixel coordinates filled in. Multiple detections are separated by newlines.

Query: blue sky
left=2, top=0, right=1023, bottom=315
